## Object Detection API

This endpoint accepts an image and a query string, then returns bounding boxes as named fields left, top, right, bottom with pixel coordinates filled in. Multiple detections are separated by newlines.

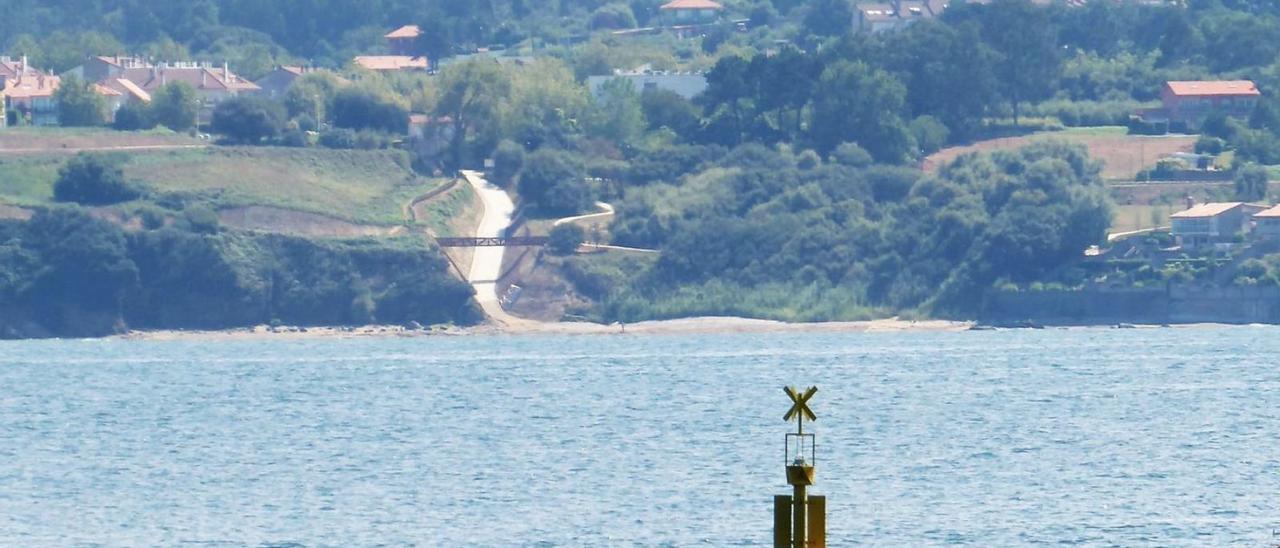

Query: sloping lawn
left=0, top=146, right=444, bottom=226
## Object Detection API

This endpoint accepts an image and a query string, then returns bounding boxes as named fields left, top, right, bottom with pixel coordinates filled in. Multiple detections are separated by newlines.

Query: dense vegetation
left=564, top=141, right=1112, bottom=321
left=0, top=205, right=477, bottom=338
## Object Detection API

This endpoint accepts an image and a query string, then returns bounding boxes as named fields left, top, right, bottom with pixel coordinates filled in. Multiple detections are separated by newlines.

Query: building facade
left=1170, top=202, right=1266, bottom=247
left=1139, top=81, right=1261, bottom=130
left=659, top=0, right=723, bottom=25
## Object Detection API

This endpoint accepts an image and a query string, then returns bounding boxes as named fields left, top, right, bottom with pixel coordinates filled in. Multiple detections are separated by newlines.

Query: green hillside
left=0, top=146, right=443, bottom=226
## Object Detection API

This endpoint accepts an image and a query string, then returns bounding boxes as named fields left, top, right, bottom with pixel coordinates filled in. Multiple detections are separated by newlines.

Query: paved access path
left=458, top=170, right=532, bottom=327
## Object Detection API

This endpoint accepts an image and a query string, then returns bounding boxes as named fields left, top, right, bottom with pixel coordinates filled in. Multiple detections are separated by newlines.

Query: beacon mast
left=775, top=386, right=825, bottom=547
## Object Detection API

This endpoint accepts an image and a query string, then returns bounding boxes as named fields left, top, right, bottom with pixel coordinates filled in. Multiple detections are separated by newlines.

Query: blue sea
left=1, top=328, right=1278, bottom=545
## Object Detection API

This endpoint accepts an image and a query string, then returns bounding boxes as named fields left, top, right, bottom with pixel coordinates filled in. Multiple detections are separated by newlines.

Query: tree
left=112, top=103, right=155, bottom=131
left=548, top=223, right=586, bottom=255
left=884, top=21, right=998, bottom=138
left=53, top=154, right=141, bottom=205
left=284, top=72, right=345, bottom=121
left=19, top=206, right=139, bottom=328
left=641, top=88, right=700, bottom=137
left=54, top=75, right=108, bottom=127
left=414, top=17, right=454, bottom=71
left=435, top=58, right=512, bottom=168
left=331, top=88, right=408, bottom=134
left=492, top=140, right=525, bottom=187
left=150, top=82, right=199, bottom=132
left=211, top=96, right=286, bottom=144
left=1235, top=163, right=1270, bottom=202
left=980, top=0, right=1062, bottom=124
left=803, top=0, right=853, bottom=38
left=588, top=77, right=645, bottom=145
left=808, top=61, right=914, bottom=163
left=500, top=59, right=587, bottom=150
left=519, top=149, right=585, bottom=213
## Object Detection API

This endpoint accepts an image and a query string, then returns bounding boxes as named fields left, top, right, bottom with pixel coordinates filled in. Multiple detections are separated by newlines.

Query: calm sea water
left=1, top=328, right=1278, bottom=546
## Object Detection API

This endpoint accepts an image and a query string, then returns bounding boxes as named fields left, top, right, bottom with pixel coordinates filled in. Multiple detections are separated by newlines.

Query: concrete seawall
left=982, top=285, right=1280, bottom=325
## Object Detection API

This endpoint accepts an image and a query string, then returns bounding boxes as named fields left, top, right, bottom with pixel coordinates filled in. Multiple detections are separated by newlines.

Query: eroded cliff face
left=0, top=304, right=124, bottom=340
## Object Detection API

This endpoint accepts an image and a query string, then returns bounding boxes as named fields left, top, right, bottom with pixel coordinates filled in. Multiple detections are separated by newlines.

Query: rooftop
left=354, top=55, right=428, bottom=71
left=1166, top=80, right=1261, bottom=97
left=1171, top=202, right=1247, bottom=219
left=1254, top=205, right=1280, bottom=219
left=660, top=0, right=723, bottom=9
left=385, top=25, right=422, bottom=39
left=2, top=74, right=60, bottom=99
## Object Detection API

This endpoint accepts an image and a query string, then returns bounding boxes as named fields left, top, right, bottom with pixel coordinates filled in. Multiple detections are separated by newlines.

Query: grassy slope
left=0, top=127, right=200, bottom=150
left=0, top=145, right=449, bottom=226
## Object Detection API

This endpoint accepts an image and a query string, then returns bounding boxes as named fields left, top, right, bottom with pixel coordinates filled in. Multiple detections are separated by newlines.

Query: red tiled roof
left=2, top=74, right=60, bottom=99
left=1171, top=202, right=1246, bottom=219
left=1166, top=81, right=1261, bottom=97
left=354, top=55, right=428, bottom=71
left=111, top=78, right=151, bottom=102
left=1254, top=205, right=1280, bottom=218
left=385, top=25, right=422, bottom=39
left=660, top=0, right=723, bottom=9
left=117, top=66, right=260, bottom=92
left=92, top=83, right=122, bottom=96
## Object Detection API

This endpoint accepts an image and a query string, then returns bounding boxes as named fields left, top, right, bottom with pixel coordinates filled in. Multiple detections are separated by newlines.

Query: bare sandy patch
left=0, top=203, right=33, bottom=220
left=925, top=132, right=1196, bottom=180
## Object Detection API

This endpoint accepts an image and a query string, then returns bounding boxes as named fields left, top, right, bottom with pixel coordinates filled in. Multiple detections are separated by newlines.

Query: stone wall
left=981, top=284, right=1280, bottom=325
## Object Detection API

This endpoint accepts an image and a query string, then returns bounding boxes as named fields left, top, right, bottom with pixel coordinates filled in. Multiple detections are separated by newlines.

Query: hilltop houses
left=70, top=56, right=260, bottom=104
left=856, top=1, right=948, bottom=33
left=385, top=25, right=421, bottom=55
left=659, top=0, right=724, bottom=25
left=587, top=68, right=708, bottom=100
left=354, top=26, right=429, bottom=72
left=255, top=65, right=347, bottom=99
left=1170, top=202, right=1266, bottom=248
left=1137, top=80, right=1261, bottom=130
left=63, top=56, right=260, bottom=123
left=0, top=56, right=61, bottom=126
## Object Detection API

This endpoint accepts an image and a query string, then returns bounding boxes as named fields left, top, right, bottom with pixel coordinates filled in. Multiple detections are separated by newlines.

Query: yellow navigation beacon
left=774, top=386, right=825, bottom=547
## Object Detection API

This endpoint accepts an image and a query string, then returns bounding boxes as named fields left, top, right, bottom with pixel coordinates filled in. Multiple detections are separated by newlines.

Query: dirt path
left=552, top=201, right=614, bottom=226
left=0, top=144, right=209, bottom=155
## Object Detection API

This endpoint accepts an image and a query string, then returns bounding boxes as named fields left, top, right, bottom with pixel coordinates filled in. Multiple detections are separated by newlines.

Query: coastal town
left=3, top=0, right=1280, bottom=339
left=7, top=2, right=1280, bottom=547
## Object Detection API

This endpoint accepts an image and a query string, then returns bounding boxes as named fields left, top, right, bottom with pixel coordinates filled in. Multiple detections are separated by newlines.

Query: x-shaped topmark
left=783, top=385, right=817, bottom=429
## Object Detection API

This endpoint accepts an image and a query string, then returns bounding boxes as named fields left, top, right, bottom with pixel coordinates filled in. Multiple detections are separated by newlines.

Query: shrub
left=1195, top=135, right=1226, bottom=155
left=211, top=96, right=286, bottom=144
left=548, top=223, right=586, bottom=255
left=492, top=140, right=524, bottom=187
left=331, top=88, right=408, bottom=134
left=796, top=150, right=822, bottom=170
left=318, top=128, right=357, bottom=149
left=53, top=154, right=141, bottom=205
left=136, top=206, right=167, bottom=230
left=1234, top=163, right=1269, bottom=202
left=830, top=142, right=874, bottom=167
left=519, top=149, right=587, bottom=213
left=909, top=115, right=950, bottom=155
left=182, top=205, right=220, bottom=234
left=112, top=103, right=155, bottom=131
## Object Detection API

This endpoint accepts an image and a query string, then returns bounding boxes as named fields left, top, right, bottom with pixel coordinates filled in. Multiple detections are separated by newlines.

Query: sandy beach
left=117, top=316, right=975, bottom=341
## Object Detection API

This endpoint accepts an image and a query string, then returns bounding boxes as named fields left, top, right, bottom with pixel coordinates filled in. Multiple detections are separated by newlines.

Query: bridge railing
left=435, top=236, right=550, bottom=247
